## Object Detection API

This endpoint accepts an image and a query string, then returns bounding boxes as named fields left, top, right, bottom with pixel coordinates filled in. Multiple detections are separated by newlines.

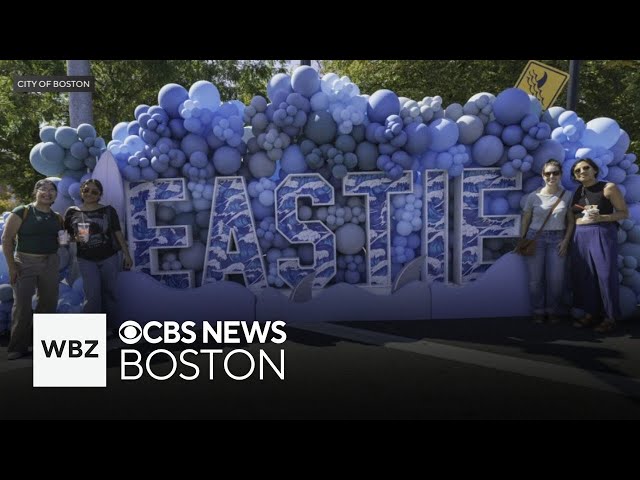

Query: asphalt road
left=2, top=316, right=640, bottom=419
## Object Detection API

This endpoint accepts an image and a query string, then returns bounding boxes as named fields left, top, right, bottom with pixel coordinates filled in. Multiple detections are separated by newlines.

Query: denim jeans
left=525, top=229, right=567, bottom=316
left=77, top=253, right=120, bottom=321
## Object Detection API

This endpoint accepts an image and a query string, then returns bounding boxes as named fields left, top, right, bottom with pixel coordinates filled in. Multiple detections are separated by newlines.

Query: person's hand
left=558, top=239, right=570, bottom=257
left=123, top=254, right=133, bottom=270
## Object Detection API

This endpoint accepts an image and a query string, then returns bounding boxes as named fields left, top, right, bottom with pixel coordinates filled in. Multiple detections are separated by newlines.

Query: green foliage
left=0, top=60, right=284, bottom=201
left=0, top=60, right=68, bottom=203
left=322, top=59, right=640, bottom=155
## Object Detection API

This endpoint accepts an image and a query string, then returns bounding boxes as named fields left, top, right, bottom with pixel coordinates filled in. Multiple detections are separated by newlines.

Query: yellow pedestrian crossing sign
left=515, top=61, right=570, bottom=110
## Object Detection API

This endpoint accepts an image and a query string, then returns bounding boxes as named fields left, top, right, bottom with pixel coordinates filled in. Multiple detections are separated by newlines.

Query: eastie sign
left=125, top=167, right=522, bottom=290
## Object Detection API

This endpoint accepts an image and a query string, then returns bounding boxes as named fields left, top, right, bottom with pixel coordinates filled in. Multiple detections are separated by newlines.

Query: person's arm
left=63, top=207, right=77, bottom=242
left=1, top=213, right=22, bottom=284
left=559, top=199, right=576, bottom=257
left=521, top=210, right=532, bottom=238
left=109, top=207, right=132, bottom=269
left=521, top=192, right=533, bottom=238
left=597, top=182, right=629, bottom=223
left=114, top=230, right=132, bottom=269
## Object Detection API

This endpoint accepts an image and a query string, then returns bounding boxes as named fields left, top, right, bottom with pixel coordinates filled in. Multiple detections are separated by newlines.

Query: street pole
left=567, top=60, right=581, bottom=111
left=66, top=60, right=93, bottom=127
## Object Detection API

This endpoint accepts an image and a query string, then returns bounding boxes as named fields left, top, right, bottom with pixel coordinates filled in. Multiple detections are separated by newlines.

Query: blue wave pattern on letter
left=424, top=170, right=448, bottom=283
left=456, top=168, right=521, bottom=283
left=344, top=171, right=413, bottom=286
left=126, top=179, right=194, bottom=288
left=275, top=173, right=336, bottom=288
left=202, top=176, right=267, bottom=288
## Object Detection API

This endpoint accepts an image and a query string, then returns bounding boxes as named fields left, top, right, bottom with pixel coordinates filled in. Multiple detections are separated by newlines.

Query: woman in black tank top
left=569, top=159, right=629, bottom=333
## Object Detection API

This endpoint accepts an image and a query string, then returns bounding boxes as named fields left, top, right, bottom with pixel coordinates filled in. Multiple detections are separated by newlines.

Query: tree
left=0, top=60, right=285, bottom=202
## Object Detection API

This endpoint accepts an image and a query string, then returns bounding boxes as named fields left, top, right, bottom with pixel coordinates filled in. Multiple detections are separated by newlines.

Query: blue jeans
left=525, top=229, right=567, bottom=316
left=78, top=253, right=121, bottom=321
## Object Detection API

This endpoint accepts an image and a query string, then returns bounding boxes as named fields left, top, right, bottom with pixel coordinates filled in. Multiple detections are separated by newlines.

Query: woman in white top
left=520, top=160, right=575, bottom=323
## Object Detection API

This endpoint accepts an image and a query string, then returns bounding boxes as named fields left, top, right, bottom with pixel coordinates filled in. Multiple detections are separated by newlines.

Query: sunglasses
left=82, top=188, right=101, bottom=195
left=543, top=170, right=560, bottom=177
left=574, top=165, right=592, bottom=173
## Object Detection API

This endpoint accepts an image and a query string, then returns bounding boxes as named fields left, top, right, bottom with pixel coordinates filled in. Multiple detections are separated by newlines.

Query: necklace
left=32, top=206, right=53, bottom=222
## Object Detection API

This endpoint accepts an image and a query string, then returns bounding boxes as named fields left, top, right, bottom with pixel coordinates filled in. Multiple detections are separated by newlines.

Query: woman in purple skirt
left=570, top=158, right=629, bottom=333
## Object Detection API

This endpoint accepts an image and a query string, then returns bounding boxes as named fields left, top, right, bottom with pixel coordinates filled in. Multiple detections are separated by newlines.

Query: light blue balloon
left=189, top=80, right=221, bottom=111
left=40, top=141, right=65, bottom=164
left=123, top=135, right=145, bottom=154
left=581, top=117, right=621, bottom=149
left=77, top=123, right=97, bottom=140
left=178, top=242, right=206, bottom=270
left=39, top=126, right=57, bottom=143
left=54, top=127, right=78, bottom=149
left=623, top=175, right=640, bottom=204
left=267, top=73, right=293, bottom=101
left=542, top=106, right=565, bottom=129
left=112, top=122, right=129, bottom=142
left=531, top=139, right=565, bottom=173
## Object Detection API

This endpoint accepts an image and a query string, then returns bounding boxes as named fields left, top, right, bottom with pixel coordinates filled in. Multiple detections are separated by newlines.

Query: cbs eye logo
left=118, top=321, right=142, bottom=344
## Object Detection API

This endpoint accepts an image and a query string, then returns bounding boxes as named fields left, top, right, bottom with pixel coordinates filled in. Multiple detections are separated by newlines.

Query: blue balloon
left=336, top=223, right=366, bottom=255
left=428, top=118, right=459, bottom=152
left=541, top=106, right=565, bottom=129
left=501, top=125, right=524, bottom=146
left=178, top=242, right=206, bottom=270
left=291, top=66, right=321, bottom=98
left=39, top=126, right=57, bottom=143
left=112, top=122, right=129, bottom=142
left=471, top=135, right=504, bottom=166
left=54, top=126, right=78, bottom=149
left=493, top=88, right=530, bottom=126
left=304, top=111, right=337, bottom=145
left=77, top=123, right=97, bottom=140
left=404, top=122, right=432, bottom=154
left=456, top=115, right=484, bottom=145
left=581, top=117, right=621, bottom=149
left=189, top=80, right=221, bottom=111
left=367, top=89, right=400, bottom=124
left=212, top=146, right=242, bottom=175
left=158, top=83, right=189, bottom=118
left=280, top=145, right=307, bottom=174
left=267, top=73, right=293, bottom=101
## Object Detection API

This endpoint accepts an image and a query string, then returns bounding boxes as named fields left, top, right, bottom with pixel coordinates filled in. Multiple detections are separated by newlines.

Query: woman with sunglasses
left=1, top=179, right=63, bottom=360
left=570, top=158, right=628, bottom=333
left=64, top=179, right=132, bottom=320
left=520, top=160, right=574, bottom=324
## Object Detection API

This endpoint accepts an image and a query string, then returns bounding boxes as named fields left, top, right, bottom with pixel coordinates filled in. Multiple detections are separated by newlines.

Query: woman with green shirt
left=1, top=179, right=63, bottom=360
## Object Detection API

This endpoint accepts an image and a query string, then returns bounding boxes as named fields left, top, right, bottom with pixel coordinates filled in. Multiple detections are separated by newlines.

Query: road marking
left=291, top=322, right=640, bottom=398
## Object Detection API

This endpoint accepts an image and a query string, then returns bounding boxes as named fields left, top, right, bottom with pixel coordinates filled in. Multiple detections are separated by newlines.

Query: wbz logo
left=33, top=314, right=106, bottom=387
left=41, top=339, right=99, bottom=358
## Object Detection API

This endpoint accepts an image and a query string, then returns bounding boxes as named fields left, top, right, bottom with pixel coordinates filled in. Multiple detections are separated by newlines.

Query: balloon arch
left=1, top=66, right=639, bottom=326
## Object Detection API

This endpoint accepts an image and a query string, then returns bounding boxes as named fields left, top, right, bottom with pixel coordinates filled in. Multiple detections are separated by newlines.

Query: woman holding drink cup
left=570, top=158, right=629, bottom=333
left=64, top=179, right=132, bottom=318
left=1, top=179, right=64, bottom=360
